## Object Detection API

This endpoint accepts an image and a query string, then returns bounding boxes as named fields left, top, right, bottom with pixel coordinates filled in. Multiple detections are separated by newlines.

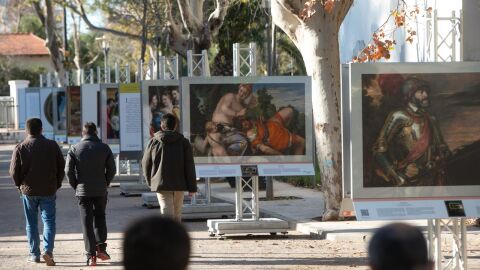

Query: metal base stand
left=428, top=218, right=467, bottom=270
left=141, top=178, right=235, bottom=219
left=207, top=176, right=289, bottom=238
left=120, top=181, right=150, bottom=196
left=119, top=159, right=148, bottom=196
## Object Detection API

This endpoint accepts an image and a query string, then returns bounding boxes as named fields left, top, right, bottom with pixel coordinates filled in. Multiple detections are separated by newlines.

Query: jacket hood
left=154, top=130, right=183, bottom=144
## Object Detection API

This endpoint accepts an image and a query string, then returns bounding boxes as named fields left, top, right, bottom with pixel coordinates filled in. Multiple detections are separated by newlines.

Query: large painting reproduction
left=100, top=84, right=120, bottom=150
left=182, top=76, right=313, bottom=166
left=67, top=86, right=82, bottom=141
left=350, top=63, right=480, bottom=200
left=141, top=80, right=180, bottom=147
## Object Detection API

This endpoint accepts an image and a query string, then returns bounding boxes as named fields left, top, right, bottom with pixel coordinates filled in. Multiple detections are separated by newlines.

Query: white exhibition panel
left=81, top=84, right=100, bottom=131
left=25, top=89, right=40, bottom=123
left=52, top=88, right=67, bottom=144
left=39, top=88, right=54, bottom=140
left=346, top=62, right=480, bottom=220
left=181, top=76, right=314, bottom=177
left=17, top=88, right=27, bottom=129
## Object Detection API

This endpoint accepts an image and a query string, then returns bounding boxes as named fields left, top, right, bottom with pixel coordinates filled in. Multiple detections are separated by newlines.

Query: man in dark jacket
left=142, top=113, right=197, bottom=222
left=65, top=122, right=116, bottom=266
left=9, top=118, right=65, bottom=266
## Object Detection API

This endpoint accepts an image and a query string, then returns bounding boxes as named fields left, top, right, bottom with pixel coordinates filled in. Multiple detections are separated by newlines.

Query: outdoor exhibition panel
left=348, top=62, right=480, bottom=220
left=39, top=87, right=54, bottom=140
left=66, top=86, right=82, bottom=145
left=181, top=76, right=314, bottom=177
left=119, top=83, right=142, bottom=159
left=100, top=83, right=120, bottom=154
left=141, top=80, right=180, bottom=148
left=24, top=88, right=41, bottom=129
left=81, top=84, right=101, bottom=136
left=51, top=87, right=67, bottom=143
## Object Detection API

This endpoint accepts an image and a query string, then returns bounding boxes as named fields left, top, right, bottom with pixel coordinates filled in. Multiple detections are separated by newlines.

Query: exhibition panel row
left=17, top=76, right=315, bottom=177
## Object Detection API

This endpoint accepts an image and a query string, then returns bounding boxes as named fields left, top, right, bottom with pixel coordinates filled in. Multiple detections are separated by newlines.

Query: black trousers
left=77, top=196, right=108, bottom=255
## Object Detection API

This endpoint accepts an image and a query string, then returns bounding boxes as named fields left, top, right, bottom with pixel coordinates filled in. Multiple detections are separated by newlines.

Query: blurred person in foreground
left=9, top=118, right=65, bottom=266
left=123, top=216, right=191, bottom=270
left=142, top=113, right=197, bottom=222
left=368, top=222, right=434, bottom=270
left=65, top=122, right=116, bottom=266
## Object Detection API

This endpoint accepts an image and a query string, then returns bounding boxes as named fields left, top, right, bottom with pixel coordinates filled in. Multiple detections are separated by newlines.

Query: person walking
left=65, top=122, right=116, bottom=266
left=9, top=118, right=65, bottom=266
left=142, top=113, right=197, bottom=222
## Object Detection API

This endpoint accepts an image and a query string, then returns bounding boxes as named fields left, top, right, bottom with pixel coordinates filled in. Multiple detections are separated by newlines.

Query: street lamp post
left=96, top=36, right=110, bottom=83
left=102, top=39, right=110, bottom=83
left=153, top=35, right=161, bottom=79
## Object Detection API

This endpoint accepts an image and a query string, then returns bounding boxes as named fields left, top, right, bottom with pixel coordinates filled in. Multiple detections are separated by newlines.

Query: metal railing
left=0, top=97, right=15, bottom=129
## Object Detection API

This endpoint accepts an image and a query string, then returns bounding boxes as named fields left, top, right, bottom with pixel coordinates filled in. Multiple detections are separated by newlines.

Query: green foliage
left=212, top=0, right=268, bottom=75
left=0, top=57, right=45, bottom=96
left=18, top=14, right=45, bottom=39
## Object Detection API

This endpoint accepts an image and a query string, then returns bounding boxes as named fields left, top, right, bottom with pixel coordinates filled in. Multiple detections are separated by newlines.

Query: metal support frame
left=114, top=62, right=131, bottom=83
left=233, top=42, right=257, bottom=77
left=187, top=50, right=210, bottom=77
left=426, top=10, right=463, bottom=62
left=207, top=175, right=289, bottom=237
left=159, top=55, right=179, bottom=80
left=427, top=218, right=467, bottom=270
left=235, top=176, right=260, bottom=221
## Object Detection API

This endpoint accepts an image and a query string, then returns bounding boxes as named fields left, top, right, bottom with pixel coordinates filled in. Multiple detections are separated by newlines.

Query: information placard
left=119, top=83, right=142, bottom=154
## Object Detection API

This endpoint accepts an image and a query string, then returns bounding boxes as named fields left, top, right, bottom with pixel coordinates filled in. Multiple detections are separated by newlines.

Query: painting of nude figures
left=349, top=63, right=480, bottom=200
left=181, top=76, right=313, bottom=165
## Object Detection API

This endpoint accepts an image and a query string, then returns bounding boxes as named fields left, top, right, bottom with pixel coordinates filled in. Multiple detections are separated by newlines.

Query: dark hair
left=83, top=122, right=97, bottom=136
left=123, top=216, right=190, bottom=270
left=26, top=118, right=42, bottom=136
left=368, top=223, right=431, bottom=270
left=161, top=113, right=177, bottom=131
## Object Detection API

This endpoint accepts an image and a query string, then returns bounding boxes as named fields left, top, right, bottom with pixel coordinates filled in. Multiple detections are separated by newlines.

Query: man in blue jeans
left=9, top=118, right=65, bottom=266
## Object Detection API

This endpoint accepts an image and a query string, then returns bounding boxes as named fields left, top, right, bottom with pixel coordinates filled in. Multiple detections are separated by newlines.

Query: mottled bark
left=272, top=0, right=353, bottom=220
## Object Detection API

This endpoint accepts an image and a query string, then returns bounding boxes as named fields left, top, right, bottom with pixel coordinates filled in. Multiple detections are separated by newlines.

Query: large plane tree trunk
left=272, top=0, right=352, bottom=220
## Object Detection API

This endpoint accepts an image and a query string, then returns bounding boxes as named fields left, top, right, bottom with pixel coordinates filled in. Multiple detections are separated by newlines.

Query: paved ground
left=1, top=143, right=479, bottom=269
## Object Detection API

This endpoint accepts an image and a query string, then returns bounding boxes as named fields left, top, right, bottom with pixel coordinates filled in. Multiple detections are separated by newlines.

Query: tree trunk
left=36, top=0, right=66, bottom=87
left=300, top=25, right=342, bottom=220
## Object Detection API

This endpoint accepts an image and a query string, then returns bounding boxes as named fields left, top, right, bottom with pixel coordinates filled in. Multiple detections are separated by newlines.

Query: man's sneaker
left=96, top=246, right=111, bottom=261
left=28, top=255, right=40, bottom=263
left=42, top=252, right=56, bottom=266
left=87, top=255, right=97, bottom=266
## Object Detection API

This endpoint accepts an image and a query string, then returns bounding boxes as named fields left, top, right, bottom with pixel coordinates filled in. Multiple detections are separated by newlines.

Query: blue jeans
left=21, top=195, right=56, bottom=257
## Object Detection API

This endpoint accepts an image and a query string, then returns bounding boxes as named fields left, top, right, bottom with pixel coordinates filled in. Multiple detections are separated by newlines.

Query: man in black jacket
left=10, top=118, right=65, bottom=266
left=65, top=122, right=116, bottom=266
left=142, top=113, right=197, bottom=222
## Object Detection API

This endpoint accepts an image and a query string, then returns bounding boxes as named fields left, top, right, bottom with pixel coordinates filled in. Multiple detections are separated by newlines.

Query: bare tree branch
left=206, top=0, right=230, bottom=37
left=176, top=0, right=202, bottom=35
left=271, top=0, right=303, bottom=46
left=67, top=0, right=142, bottom=40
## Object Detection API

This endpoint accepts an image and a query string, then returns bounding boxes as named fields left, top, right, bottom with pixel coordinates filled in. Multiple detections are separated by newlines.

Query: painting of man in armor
left=363, top=73, right=480, bottom=187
